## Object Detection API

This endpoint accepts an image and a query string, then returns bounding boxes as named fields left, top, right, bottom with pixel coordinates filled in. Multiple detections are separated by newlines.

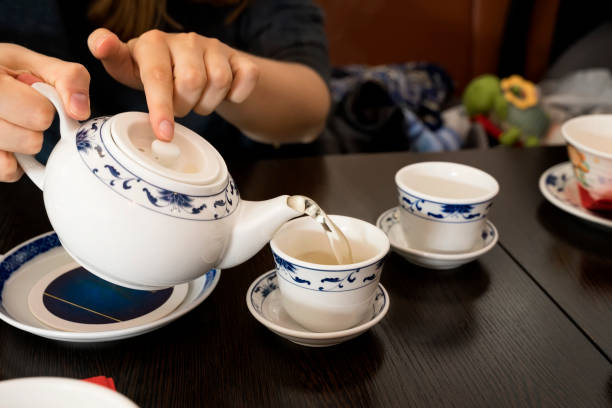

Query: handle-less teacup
left=270, top=215, right=390, bottom=333
left=395, top=162, right=499, bottom=253
left=562, top=114, right=612, bottom=211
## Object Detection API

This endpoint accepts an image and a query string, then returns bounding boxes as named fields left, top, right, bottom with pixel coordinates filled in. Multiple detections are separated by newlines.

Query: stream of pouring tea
left=287, top=195, right=353, bottom=265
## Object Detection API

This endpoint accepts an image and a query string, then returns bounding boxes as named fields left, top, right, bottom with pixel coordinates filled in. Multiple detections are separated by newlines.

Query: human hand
left=0, top=44, right=90, bottom=182
left=88, top=28, right=260, bottom=141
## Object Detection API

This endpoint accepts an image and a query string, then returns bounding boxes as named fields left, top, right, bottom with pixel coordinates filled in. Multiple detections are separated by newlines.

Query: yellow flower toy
left=501, top=75, right=538, bottom=109
left=462, top=74, right=550, bottom=147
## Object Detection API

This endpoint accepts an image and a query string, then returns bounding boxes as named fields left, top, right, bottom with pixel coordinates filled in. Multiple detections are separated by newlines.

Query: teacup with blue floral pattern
left=395, top=162, right=499, bottom=253
left=270, top=215, right=389, bottom=332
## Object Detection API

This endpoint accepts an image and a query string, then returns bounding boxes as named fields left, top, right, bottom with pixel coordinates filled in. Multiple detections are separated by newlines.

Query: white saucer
left=376, top=207, right=498, bottom=269
left=246, top=270, right=389, bottom=347
left=0, top=232, right=221, bottom=342
left=539, top=161, right=612, bottom=229
left=0, top=377, right=137, bottom=407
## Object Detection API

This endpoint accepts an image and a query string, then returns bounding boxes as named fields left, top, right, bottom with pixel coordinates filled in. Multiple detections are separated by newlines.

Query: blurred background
left=314, top=0, right=612, bottom=154
left=316, top=0, right=611, bottom=90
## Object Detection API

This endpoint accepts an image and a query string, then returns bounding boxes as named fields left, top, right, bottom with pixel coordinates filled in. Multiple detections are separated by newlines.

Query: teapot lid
left=108, top=112, right=227, bottom=192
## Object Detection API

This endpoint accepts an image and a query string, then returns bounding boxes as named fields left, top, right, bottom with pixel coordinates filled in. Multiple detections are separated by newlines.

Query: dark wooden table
left=1, top=146, right=611, bottom=407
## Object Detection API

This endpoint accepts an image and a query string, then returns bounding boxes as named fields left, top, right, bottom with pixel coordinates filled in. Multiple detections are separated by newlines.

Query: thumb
left=88, top=28, right=142, bottom=89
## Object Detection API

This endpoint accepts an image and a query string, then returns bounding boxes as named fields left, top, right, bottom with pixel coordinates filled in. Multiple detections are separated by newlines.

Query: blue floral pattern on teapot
left=76, top=118, right=239, bottom=221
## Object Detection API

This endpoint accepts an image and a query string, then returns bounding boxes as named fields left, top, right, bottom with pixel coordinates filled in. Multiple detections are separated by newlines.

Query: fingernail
left=159, top=120, right=174, bottom=141
left=89, top=33, right=110, bottom=53
left=70, top=92, right=89, bottom=116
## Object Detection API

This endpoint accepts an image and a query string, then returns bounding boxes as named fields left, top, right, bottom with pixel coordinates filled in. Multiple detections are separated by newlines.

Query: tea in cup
left=562, top=114, right=612, bottom=211
left=395, top=162, right=499, bottom=253
left=270, top=215, right=390, bottom=332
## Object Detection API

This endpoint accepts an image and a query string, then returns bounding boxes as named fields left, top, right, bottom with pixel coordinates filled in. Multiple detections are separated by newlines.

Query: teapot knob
left=151, top=139, right=181, bottom=168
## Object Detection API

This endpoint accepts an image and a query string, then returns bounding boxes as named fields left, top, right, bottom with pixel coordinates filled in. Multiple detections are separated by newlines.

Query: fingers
left=167, top=35, right=259, bottom=116
left=0, top=118, right=43, bottom=154
left=0, top=71, right=47, bottom=183
left=88, top=29, right=260, bottom=134
left=131, top=30, right=175, bottom=141
left=227, top=54, right=259, bottom=104
left=2, top=47, right=91, bottom=121
left=196, top=41, right=233, bottom=116
left=0, top=73, right=55, bottom=131
left=0, top=150, right=23, bottom=182
left=88, top=28, right=141, bottom=89
left=16, top=72, right=44, bottom=86
left=0, top=46, right=91, bottom=183
left=168, top=33, right=206, bottom=118
left=46, top=61, right=91, bottom=120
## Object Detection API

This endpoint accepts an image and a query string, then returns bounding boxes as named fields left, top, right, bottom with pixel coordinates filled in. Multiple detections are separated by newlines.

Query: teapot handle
left=14, top=82, right=81, bottom=191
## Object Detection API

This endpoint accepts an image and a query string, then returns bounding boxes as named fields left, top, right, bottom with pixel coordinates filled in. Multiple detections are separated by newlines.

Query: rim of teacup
left=270, top=215, right=390, bottom=271
left=395, top=161, right=499, bottom=205
left=562, top=114, right=612, bottom=160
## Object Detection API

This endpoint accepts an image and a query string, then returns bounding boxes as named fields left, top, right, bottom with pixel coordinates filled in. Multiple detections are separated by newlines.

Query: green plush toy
left=462, top=74, right=549, bottom=146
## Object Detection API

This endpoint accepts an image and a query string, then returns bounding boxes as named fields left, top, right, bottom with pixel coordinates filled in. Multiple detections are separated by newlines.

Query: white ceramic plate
left=0, top=377, right=137, bottom=407
left=0, top=232, right=221, bottom=342
left=246, top=270, right=389, bottom=347
left=539, top=161, right=612, bottom=229
left=376, top=207, right=498, bottom=269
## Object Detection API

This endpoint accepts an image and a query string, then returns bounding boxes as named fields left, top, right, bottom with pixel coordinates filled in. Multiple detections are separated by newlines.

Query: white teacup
left=395, top=162, right=499, bottom=253
left=270, top=215, right=390, bottom=333
left=562, top=114, right=612, bottom=211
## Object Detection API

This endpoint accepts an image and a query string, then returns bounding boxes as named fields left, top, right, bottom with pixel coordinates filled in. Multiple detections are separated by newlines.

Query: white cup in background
left=395, top=162, right=499, bottom=253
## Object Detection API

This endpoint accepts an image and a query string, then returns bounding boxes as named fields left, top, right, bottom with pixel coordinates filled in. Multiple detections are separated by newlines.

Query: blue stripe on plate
left=0, top=234, right=60, bottom=302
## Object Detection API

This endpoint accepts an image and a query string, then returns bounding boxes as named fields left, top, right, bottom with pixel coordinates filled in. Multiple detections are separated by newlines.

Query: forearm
left=216, top=54, right=331, bottom=145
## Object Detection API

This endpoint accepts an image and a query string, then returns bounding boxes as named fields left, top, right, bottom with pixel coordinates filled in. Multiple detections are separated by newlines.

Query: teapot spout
left=217, top=195, right=302, bottom=269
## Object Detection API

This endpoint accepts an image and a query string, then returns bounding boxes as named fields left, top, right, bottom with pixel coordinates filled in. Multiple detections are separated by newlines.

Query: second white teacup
left=270, top=215, right=390, bottom=333
left=562, top=114, right=612, bottom=211
left=395, top=162, right=499, bottom=253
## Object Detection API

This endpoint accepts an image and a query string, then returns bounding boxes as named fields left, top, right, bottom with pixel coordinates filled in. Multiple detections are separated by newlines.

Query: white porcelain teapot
left=15, top=83, right=302, bottom=289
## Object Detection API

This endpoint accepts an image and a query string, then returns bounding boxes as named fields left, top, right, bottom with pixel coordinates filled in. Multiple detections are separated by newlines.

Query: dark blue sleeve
left=240, top=0, right=331, bottom=85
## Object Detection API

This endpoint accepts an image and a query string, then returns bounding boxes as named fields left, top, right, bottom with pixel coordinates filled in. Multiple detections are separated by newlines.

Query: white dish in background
left=539, top=161, right=612, bottom=229
left=376, top=207, right=498, bottom=270
left=0, top=377, right=137, bottom=408
left=246, top=270, right=389, bottom=347
left=0, top=232, right=220, bottom=342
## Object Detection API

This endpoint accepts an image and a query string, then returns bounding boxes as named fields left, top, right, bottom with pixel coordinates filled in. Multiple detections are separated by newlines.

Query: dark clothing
left=0, top=0, right=330, bottom=163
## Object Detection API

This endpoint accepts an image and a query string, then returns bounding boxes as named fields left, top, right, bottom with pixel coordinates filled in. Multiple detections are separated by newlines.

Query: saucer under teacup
left=539, top=162, right=612, bottom=229
left=376, top=207, right=498, bottom=269
left=246, top=270, right=389, bottom=347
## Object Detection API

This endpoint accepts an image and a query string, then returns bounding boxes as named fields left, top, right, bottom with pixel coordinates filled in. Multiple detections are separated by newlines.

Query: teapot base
left=61, top=243, right=174, bottom=291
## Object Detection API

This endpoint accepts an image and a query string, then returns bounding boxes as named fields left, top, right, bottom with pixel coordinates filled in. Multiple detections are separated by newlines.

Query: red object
left=82, top=376, right=116, bottom=391
left=472, top=114, right=502, bottom=138
left=577, top=184, right=612, bottom=211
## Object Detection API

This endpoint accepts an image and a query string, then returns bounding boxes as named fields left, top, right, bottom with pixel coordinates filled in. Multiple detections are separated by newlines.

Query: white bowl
left=0, top=377, right=137, bottom=407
